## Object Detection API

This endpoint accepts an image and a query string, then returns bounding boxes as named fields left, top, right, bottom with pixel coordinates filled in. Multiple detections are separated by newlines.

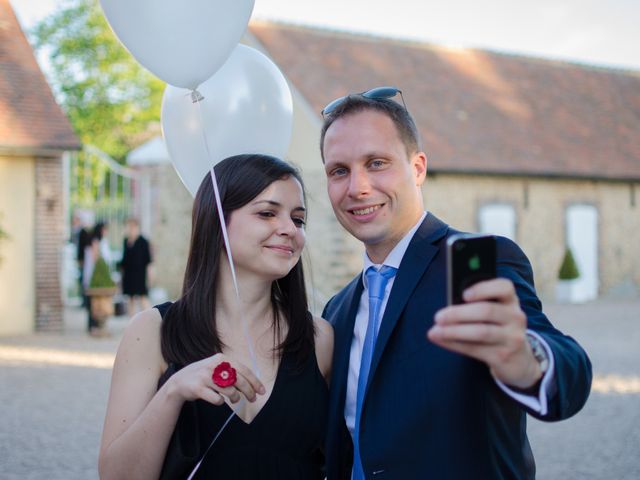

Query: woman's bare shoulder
left=312, top=316, right=334, bottom=382
left=313, top=316, right=333, bottom=337
left=116, top=307, right=167, bottom=374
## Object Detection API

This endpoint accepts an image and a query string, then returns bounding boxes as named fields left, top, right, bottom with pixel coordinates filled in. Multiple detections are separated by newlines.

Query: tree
left=31, top=0, right=165, bottom=162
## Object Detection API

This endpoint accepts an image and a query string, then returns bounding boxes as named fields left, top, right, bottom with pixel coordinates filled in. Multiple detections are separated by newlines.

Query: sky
left=10, top=0, right=640, bottom=71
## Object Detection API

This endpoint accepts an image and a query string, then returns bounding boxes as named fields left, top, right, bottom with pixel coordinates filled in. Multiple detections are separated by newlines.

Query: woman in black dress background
left=119, top=218, right=152, bottom=315
left=99, top=155, right=333, bottom=479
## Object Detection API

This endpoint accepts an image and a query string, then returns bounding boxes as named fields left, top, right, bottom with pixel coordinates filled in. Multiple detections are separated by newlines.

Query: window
left=478, top=203, right=516, bottom=240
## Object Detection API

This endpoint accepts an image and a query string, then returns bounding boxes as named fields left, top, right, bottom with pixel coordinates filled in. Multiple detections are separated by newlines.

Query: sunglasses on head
left=320, top=86, right=406, bottom=118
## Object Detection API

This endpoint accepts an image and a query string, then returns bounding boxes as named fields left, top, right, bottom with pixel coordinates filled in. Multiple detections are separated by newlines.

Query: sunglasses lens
left=321, top=87, right=404, bottom=117
left=362, top=86, right=399, bottom=100
left=321, top=95, right=347, bottom=117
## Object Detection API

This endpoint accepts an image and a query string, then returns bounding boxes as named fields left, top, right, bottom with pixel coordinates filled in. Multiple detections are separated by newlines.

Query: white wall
left=0, top=156, right=35, bottom=334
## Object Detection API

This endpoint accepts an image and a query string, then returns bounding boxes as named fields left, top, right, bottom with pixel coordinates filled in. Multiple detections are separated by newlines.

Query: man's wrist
left=507, top=333, right=549, bottom=394
left=526, top=332, right=549, bottom=374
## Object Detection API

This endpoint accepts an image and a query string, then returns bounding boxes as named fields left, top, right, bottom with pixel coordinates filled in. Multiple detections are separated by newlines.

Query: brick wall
left=34, top=156, right=64, bottom=331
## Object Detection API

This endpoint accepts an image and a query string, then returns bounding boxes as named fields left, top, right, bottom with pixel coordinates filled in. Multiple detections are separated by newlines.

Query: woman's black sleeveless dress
left=155, top=302, right=329, bottom=479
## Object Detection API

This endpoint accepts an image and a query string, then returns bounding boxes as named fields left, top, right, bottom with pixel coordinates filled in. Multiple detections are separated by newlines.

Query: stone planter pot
left=555, top=280, right=577, bottom=303
left=86, top=287, right=117, bottom=327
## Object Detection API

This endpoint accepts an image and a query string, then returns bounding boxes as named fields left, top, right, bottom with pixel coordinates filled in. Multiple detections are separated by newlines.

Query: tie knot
left=366, top=265, right=398, bottom=300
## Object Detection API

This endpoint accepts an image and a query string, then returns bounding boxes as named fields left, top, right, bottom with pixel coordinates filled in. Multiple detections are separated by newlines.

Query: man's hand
left=427, top=278, right=542, bottom=389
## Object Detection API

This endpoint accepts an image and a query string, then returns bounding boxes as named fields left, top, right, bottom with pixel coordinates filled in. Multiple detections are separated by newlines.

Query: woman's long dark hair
left=161, top=154, right=313, bottom=368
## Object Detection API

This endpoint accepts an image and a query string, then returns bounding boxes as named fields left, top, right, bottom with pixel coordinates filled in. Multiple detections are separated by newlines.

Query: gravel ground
left=0, top=300, right=638, bottom=479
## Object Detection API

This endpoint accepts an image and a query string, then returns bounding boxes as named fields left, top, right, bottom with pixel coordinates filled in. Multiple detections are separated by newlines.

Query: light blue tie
left=353, top=265, right=398, bottom=480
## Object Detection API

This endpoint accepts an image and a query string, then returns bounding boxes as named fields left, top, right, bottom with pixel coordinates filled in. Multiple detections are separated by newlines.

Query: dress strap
left=154, top=301, right=173, bottom=319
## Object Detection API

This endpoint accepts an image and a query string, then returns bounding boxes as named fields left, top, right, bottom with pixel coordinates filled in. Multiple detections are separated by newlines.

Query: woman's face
left=126, top=220, right=139, bottom=238
left=226, top=176, right=306, bottom=280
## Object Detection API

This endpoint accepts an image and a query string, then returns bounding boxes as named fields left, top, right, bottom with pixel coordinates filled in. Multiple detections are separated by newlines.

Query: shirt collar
left=362, top=211, right=427, bottom=286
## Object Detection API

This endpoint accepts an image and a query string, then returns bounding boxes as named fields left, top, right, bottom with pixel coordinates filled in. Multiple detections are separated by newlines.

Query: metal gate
left=62, top=145, right=149, bottom=303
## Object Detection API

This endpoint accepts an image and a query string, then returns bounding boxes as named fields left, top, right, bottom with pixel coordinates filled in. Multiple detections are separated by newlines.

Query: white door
left=478, top=203, right=516, bottom=241
left=566, top=204, right=598, bottom=302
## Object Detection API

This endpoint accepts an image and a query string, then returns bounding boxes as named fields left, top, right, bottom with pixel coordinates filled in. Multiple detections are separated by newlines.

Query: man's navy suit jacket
left=322, top=214, right=592, bottom=479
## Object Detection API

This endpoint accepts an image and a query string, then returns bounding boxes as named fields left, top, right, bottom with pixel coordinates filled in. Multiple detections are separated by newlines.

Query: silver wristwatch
left=526, top=332, right=549, bottom=374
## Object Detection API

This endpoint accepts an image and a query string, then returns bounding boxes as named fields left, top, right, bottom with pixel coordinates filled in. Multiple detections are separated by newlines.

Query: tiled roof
left=0, top=0, right=80, bottom=153
left=250, top=21, right=640, bottom=181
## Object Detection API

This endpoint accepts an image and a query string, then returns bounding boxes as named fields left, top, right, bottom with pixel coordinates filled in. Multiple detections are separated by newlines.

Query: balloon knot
left=191, top=90, right=204, bottom=103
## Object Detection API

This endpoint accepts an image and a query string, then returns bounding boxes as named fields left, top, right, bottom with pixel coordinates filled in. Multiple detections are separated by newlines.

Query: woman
left=119, top=217, right=152, bottom=315
left=83, top=222, right=110, bottom=290
left=83, top=221, right=112, bottom=335
left=99, top=155, right=333, bottom=479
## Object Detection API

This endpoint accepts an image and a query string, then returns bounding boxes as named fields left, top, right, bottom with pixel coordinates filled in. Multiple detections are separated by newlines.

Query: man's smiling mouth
left=350, top=205, right=382, bottom=216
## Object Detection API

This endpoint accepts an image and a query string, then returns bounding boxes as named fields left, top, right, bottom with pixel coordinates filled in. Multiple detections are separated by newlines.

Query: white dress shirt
left=344, top=212, right=555, bottom=440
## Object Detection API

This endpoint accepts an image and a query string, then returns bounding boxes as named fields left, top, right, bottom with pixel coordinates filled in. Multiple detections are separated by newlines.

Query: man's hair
left=319, top=95, right=422, bottom=161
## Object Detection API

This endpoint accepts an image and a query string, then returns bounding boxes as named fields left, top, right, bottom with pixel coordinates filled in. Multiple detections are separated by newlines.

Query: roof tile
left=251, top=21, right=640, bottom=180
left=0, top=0, right=80, bottom=152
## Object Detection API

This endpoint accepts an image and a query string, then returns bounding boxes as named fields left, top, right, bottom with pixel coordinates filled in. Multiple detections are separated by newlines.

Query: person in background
left=83, top=221, right=111, bottom=335
left=74, top=210, right=93, bottom=301
left=119, top=218, right=152, bottom=315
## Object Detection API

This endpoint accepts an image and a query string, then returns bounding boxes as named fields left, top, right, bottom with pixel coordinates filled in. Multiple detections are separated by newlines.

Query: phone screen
left=447, top=234, right=497, bottom=305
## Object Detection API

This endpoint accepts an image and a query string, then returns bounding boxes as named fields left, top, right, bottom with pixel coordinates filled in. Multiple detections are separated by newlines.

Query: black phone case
left=447, top=234, right=497, bottom=305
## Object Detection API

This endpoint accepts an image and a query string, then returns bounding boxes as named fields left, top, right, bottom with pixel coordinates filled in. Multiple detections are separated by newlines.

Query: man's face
left=322, top=109, right=427, bottom=263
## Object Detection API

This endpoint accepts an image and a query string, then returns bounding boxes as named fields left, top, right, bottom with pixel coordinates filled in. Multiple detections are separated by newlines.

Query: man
left=320, top=87, right=592, bottom=479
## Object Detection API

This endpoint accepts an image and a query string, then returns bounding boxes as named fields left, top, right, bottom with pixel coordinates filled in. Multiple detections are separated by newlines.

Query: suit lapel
left=366, top=214, right=449, bottom=395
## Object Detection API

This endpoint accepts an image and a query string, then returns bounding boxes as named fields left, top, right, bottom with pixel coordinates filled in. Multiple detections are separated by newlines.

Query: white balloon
left=161, top=45, right=294, bottom=197
left=99, top=0, right=255, bottom=89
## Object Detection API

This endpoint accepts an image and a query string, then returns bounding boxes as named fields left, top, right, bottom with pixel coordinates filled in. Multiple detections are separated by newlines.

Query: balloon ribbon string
left=185, top=90, right=260, bottom=480
left=186, top=408, right=236, bottom=480
left=192, top=90, right=261, bottom=377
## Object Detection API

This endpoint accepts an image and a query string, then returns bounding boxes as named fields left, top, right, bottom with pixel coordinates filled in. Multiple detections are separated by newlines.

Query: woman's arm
left=313, top=316, right=334, bottom=385
left=98, top=309, right=180, bottom=479
left=99, top=309, right=265, bottom=480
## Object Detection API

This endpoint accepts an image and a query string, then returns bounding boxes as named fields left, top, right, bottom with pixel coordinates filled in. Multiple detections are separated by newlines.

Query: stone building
left=0, top=0, right=81, bottom=334
left=126, top=138, right=191, bottom=300
left=141, top=21, right=640, bottom=309
left=250, top=21, right=640, bottom=305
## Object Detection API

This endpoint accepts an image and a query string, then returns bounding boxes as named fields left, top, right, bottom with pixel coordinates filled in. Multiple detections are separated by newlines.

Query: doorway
left=566, top=204, right=599, bottom=301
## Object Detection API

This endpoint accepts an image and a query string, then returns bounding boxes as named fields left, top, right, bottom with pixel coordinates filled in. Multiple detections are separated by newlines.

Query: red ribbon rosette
left=212, top=361, right=237, bottom=388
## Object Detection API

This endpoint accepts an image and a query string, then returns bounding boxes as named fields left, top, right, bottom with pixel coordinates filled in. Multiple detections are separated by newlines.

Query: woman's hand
left=168, top=354, right=266, bottom=406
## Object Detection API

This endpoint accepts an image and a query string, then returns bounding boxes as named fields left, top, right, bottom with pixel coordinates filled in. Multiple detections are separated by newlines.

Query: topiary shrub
left=558, top=247, right=580, bottom=280
left=87, top=257, right=116, bottom=327
left=89, top=257, right=116, bottom=289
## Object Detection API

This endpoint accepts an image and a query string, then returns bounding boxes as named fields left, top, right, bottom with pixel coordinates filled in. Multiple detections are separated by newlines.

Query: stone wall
left=146, top=160, right=640, bottom=309
left=424, top=174, right=640, bottom=300
left=146, top=163, right=192, bottom=300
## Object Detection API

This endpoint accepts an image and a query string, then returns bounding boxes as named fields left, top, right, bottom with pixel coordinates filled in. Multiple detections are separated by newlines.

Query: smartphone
left=447, top=234, right=497, bottom=305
